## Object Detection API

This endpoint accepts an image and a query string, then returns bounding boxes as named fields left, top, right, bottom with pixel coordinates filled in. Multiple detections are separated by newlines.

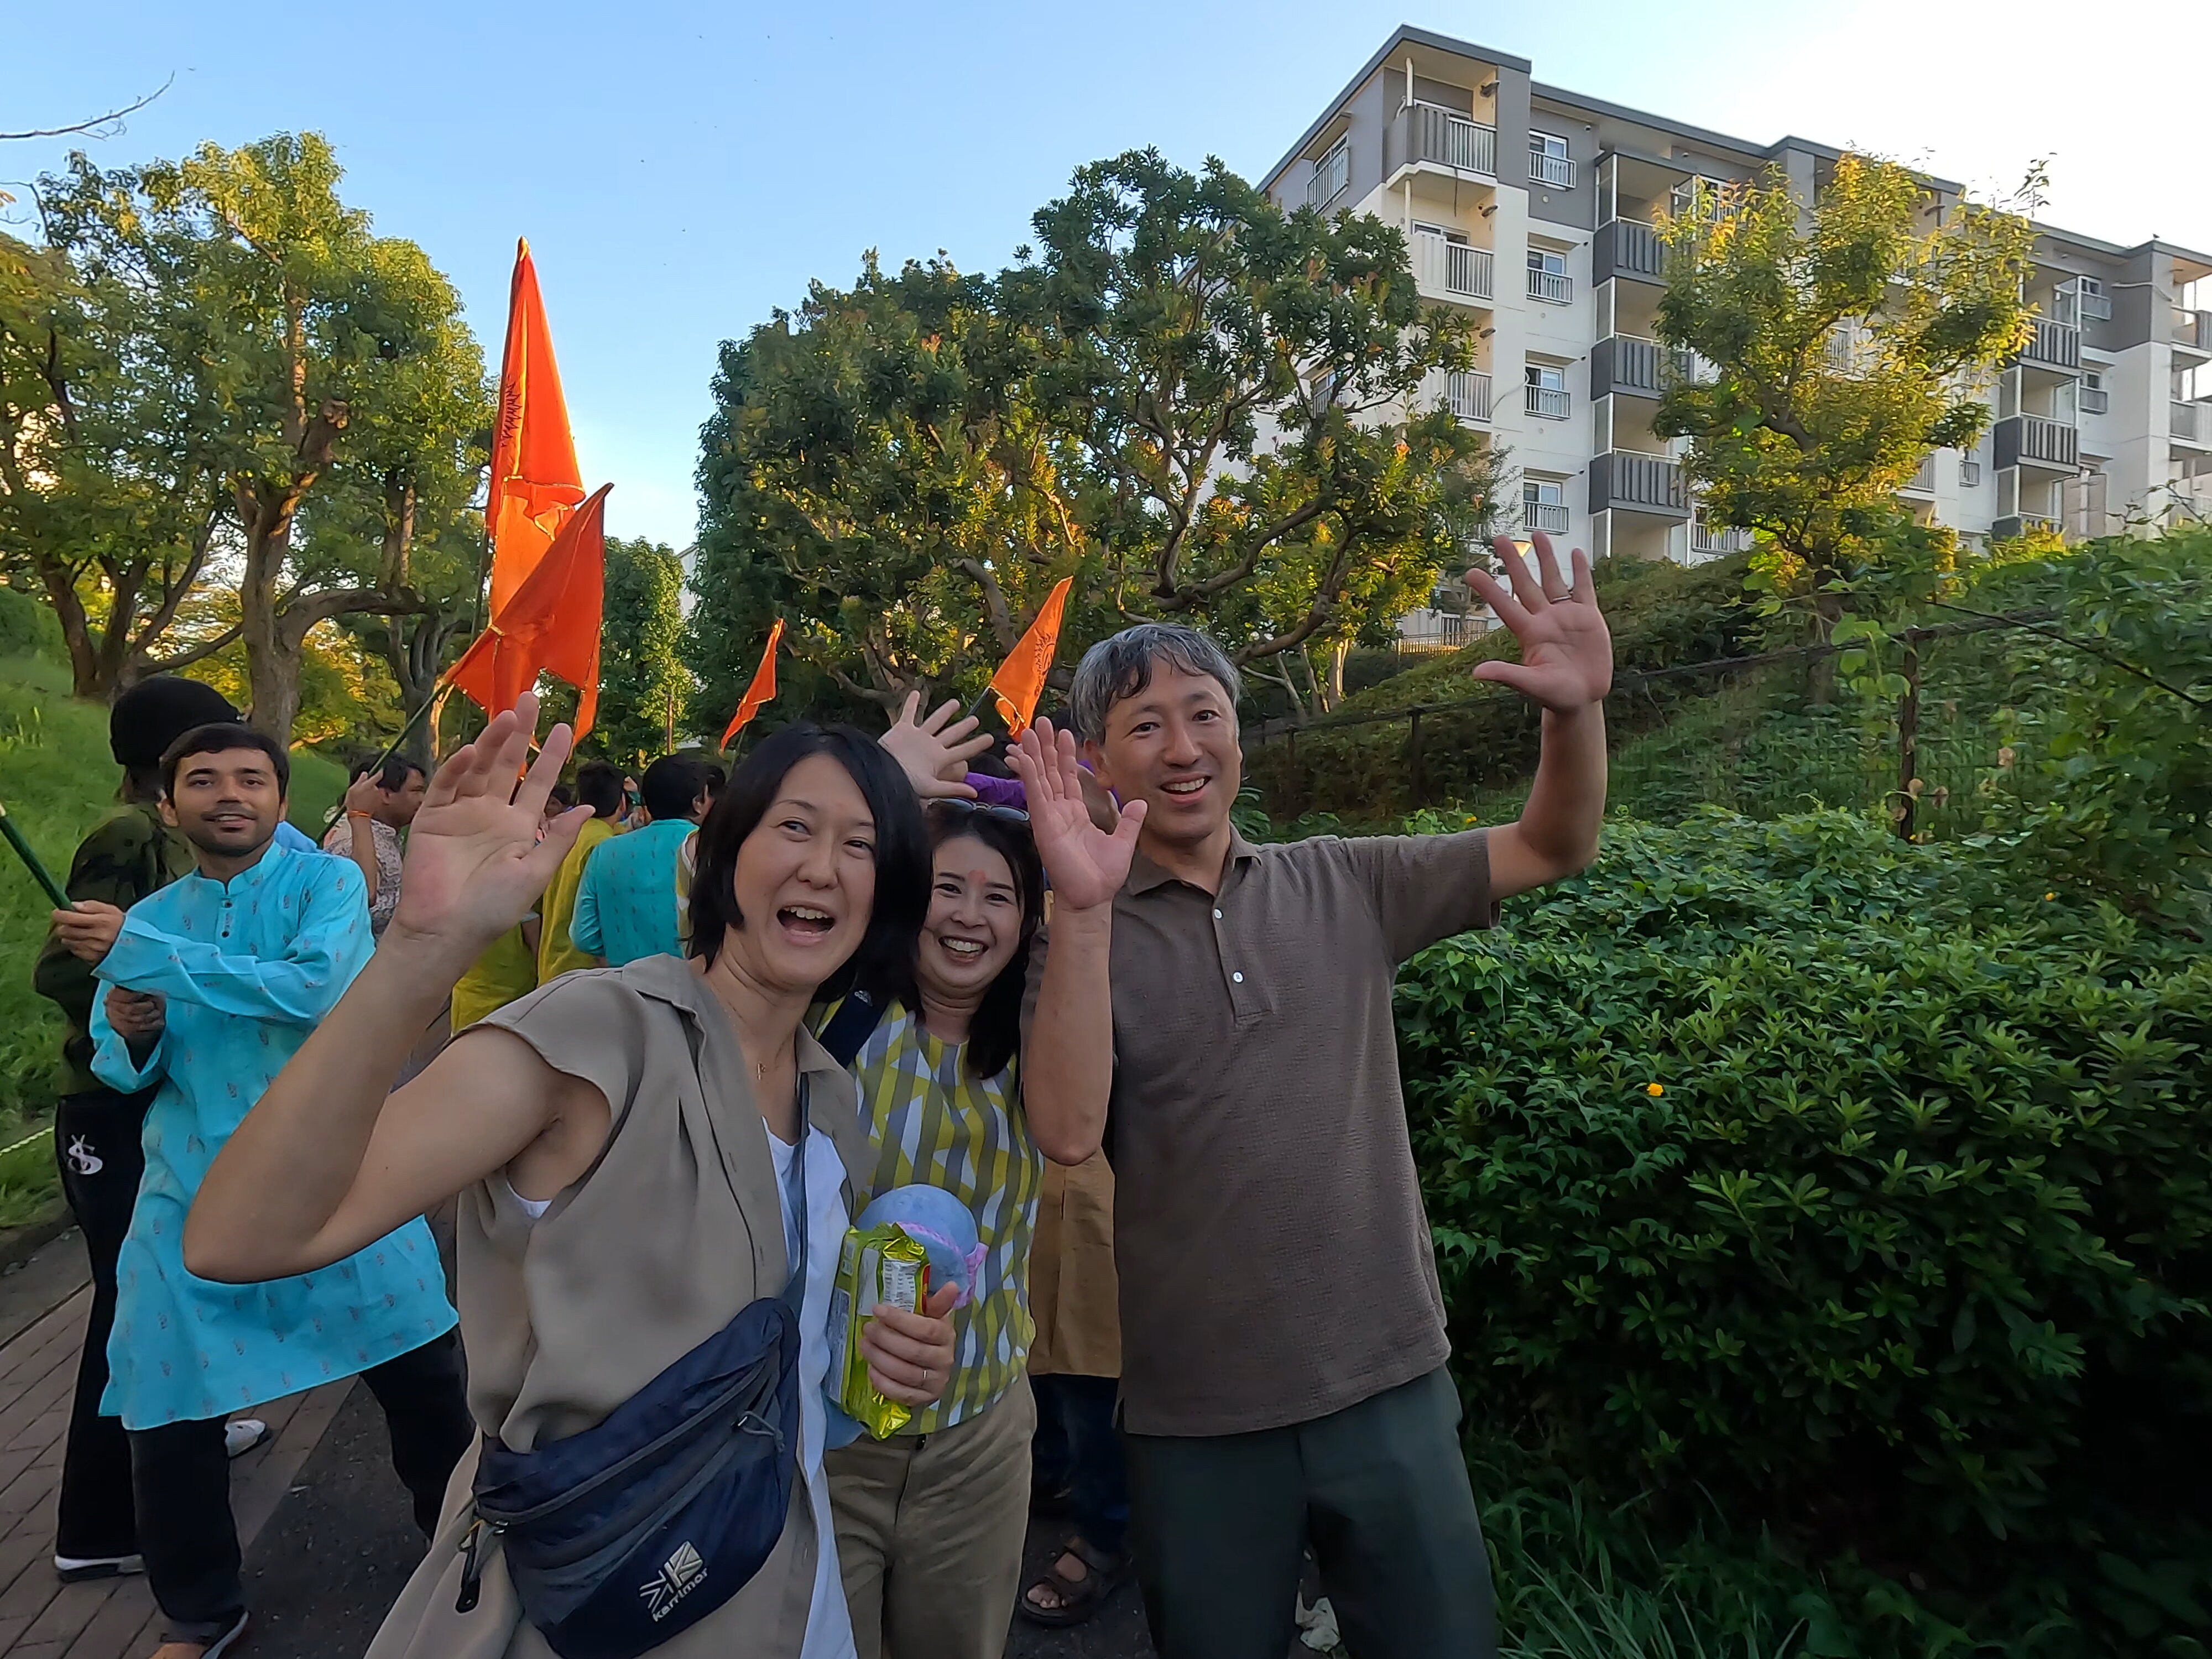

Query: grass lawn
left=0, top=654, right=349, bottom=1228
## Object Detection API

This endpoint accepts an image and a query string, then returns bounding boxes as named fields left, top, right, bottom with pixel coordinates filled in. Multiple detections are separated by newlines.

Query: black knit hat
left=111, top=677, right=241, bottom=773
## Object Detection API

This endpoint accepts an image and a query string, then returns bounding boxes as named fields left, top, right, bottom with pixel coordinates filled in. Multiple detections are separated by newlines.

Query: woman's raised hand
left=387, top=693, right=591, bottom=964
left=1008, top=719, right=1145, bottom=914
left=880, top=691, right=994, bottom=800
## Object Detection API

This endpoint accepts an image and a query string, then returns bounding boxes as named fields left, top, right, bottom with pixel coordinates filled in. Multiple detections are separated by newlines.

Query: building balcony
left=1395, top=102, right=1496, bottom=179
left=1962, top=459, right=1984, bottom=487
left=1307, top=139, right=1349, bottom=210
left=1590, top=450, right=1689, bottom=518
left=1994, top=513, right=2059, bottom=540
left=1994, top=413, right=2079, bottom=472
left=1522, top=498, right=1570, bottom=534
left=1425, top=368, right=1493, bottom=424
left=1524, top=383, right=1571, bottom=420
left=1412, top=234, right=1494, bottom=306
left=2017, top=316, right=2081, bottom=372
left=1899, top=455, right=1937, bottom=496
left=2174, top=401, right=2211, bottom=449
left=1530, top=149, right=1574, bottom=189
left=2079, top=387, right=2110, bottom=415
left=1593, top=218, right=1666, bottom=285
left=1591, top=334, right=1661, bottom=399
left=1527, top=267, right=1572, bottom=305
left=1690, top=515, right=1752, bottom=556
left=2174, top=308, right=2212, bottom=356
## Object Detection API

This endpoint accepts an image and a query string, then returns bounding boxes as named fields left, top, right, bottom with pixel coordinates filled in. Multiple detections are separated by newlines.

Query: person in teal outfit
left=569, top=752, right=712, bottom=965
left=91, top=721, right=470, bottom=1659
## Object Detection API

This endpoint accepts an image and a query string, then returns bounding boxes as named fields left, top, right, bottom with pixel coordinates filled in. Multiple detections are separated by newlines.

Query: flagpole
left=0, top=798, right=74, bottom=911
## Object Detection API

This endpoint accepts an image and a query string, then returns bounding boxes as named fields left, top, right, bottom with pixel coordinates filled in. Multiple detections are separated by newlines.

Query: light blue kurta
left=90, top=838, right=456, bottom=1430
left=570, top=816, right=692, bottom=966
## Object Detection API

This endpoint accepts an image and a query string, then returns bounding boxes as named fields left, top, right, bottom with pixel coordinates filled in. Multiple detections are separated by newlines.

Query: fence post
left=1407, top=708, right=1426, bottom=807
left=1895, top=631, right=1921, bottom=841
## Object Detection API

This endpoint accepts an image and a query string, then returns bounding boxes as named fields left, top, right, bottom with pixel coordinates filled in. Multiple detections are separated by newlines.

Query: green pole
left=0, top=797, right=74, bottom=911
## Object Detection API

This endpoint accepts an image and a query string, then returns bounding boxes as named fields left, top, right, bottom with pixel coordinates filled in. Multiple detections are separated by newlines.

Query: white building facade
left=1262, top=27, right=2212, bottom=582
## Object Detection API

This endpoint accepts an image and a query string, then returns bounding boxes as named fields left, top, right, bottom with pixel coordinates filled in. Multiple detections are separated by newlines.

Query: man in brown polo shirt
left=1019, top=531, right=1613, bottom=1659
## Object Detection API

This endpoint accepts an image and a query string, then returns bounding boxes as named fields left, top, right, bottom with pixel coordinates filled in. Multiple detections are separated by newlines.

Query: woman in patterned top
left=815, top=792, right=1052, bottom=1659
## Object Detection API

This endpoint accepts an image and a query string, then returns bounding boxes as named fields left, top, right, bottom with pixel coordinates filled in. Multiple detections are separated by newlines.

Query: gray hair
left=1066, top=623, right=1243, bottom=744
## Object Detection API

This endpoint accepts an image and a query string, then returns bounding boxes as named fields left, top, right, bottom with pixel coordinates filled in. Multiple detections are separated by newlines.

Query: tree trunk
left=1806, top=583, right=1847, bottom=705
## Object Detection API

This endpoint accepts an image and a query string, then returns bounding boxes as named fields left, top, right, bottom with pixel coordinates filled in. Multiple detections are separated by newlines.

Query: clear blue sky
left=8, top=0, right=2201, bottom=550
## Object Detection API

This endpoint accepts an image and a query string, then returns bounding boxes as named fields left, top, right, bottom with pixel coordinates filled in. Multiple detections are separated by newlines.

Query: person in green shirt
left=32, top=677, right=264, bottom=1584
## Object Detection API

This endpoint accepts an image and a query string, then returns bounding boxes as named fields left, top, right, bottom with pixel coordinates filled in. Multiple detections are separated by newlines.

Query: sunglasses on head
left=927, top=799, right=1030, bottom=827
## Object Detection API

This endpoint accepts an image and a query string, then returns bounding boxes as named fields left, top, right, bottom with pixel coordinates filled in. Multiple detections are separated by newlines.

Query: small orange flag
left=986, top=577, right=1074, bottom=740
left=721, top=620, right=785, bottom=749
left=487, top=240, right=586, bottom=618
left=452, top=485, right=611, bottom=743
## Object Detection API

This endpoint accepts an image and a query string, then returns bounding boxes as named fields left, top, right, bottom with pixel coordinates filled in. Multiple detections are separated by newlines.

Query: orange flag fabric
left=721, top=620, right=785, bottom=749
left=986, top=577, right=1074, bottom=740
left=487, top=239, right=586, bottom=618
left=452, top=485, right=611, bottom=743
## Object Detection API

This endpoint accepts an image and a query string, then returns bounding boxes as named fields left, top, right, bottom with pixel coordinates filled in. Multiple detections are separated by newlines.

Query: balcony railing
left=1402, top=102, right=1497, bottom=176
left=1307, top=140, right=1349, bottom=209
left=1901, top=455, right=1937, bottom=494
left=1594, top=218, right=1666, bottom=284
left=1995, top=413, right=2079, bottom=471
left=2175, top=401, right=2207, bottom=445
left=1522, top=498, right=1570, bottom=534
left=1528, top=267, right=1572, bottom=304
left=2079, top=387, right=2110, bottom=415
left=1429, top=368, right=1493, bottom=424
left=1690, top=516, right=1752, bottom=556
left=1590, top=450, right=1689, bottom=517
left=2079, top=290, right=2112, bottom=321
left=1670, top=347, right=1718, bottom=385
left=2174, top=309, right=2212, bottom=352
left=1529, top=148, right=1574, bottom=189
left=1994, top=513, right=2059, bottom=540
left=1962, top=459, right=1983, bottom=487
left=1412, top=233, right=1494, bottom=304
left=1525, top=383, right=1570, bottom=420
left=1592, top=335, right=1660, bottom=399
left=2018, top=316, right=2081, bottom=371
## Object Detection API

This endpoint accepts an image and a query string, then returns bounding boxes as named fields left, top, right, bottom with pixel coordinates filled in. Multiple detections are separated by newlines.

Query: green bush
left=1246, top=553, right=1755, bottom=822
left=1400, top=811, right=2212, bottom=1649
left=0, top=583, right=66, bottom=664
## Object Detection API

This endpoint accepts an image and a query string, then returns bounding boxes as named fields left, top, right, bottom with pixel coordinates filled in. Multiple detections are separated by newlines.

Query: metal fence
left=1242, top=614, right=2048, bottom=839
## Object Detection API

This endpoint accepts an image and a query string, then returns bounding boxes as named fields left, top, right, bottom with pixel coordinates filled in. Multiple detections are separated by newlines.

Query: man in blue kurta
left=91, top=721, right=470, bottom=1659
left=569, top=752, right=712, bottom=964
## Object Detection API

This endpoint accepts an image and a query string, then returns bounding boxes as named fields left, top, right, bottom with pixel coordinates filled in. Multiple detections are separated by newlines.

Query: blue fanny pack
left=454, top=1079, right=814, bottom=1659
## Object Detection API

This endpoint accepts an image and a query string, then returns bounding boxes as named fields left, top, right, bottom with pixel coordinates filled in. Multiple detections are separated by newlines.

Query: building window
left=1308, top=137, right=1349, bottom=210
left=1522, top=477, right=1569, bottom=533
left=1527, top=246, right=1572, bottom=304
left=2079, top=275, right=2112, bottom=321
left=1524, top=362, right=1570, bottom=420
left=2080, top=370, right=2109, bottom=416
left=1529, top=132, right=1573, bottom=189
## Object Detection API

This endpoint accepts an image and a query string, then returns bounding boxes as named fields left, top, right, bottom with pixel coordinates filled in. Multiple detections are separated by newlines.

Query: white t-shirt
left=503, top=1119, right=858, bottom=1659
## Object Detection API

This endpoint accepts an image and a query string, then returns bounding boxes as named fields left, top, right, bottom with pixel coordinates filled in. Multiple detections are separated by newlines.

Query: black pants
left=129, top=1330, right=473, bottom=1644
left=1123, top=1366, right=1496, bottom=1659
left=1032, top=1373, right=1129, bottom=1556
left=53, top=1087, right=152, bottom=1563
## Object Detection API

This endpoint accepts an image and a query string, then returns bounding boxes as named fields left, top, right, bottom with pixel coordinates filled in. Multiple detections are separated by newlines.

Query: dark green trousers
left=1122, top=1366, right=1496, bottom=1659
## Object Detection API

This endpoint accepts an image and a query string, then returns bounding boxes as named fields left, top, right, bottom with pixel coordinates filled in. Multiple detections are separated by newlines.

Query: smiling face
left=162, top=745, right=285, bottom=865
left=915, top=833, right=1024, bottom=1005
left=1087, top=660, right=1242, bottom=853
left=723, top=752, right=879, bottom=995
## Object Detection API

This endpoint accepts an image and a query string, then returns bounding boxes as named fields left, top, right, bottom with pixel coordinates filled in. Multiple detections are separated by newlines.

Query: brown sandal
left=1017, top=1535, right=1129, bottom=1627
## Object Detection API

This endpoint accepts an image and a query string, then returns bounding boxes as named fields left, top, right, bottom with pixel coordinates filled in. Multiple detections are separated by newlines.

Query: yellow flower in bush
left=1646, top=1082, right=1665, bottom=1097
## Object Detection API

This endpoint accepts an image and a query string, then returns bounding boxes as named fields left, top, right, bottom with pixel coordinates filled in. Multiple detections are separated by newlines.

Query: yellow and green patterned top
left=819, top=997, right=1044, bottom=1432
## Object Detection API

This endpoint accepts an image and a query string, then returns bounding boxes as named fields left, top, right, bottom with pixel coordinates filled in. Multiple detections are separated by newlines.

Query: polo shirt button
left=1213, top=909, right=1223, bottom=920
left=1232, top=971, right=1244, bottom=983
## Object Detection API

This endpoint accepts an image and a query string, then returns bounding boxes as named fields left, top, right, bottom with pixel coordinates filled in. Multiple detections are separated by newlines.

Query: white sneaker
left=54, top=1552, right=144, bottom=1582
left=223, top=1418, right=268, bottom=1458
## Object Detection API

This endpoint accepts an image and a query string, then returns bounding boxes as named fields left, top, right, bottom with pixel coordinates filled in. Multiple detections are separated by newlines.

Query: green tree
left=35, top=134, right=491, bottom=739
left=1013, top=149, right=1492, bottom=669
left=0, top=226, right=231, bottom=697
left=1651, top=153, right=2037, bottom=673
left=588, top=535, right=691, bottom=768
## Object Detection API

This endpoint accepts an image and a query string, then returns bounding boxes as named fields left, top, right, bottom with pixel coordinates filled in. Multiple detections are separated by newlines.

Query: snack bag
left=826, top=1222, right=930, bottom=1439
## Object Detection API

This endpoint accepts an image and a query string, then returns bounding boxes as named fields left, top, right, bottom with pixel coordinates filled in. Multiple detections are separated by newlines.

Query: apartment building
left=1261, top=25, right=2212, bottom=581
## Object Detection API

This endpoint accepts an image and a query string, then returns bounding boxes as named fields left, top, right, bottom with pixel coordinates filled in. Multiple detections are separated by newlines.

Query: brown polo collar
left=1125, top=830, right=1262, bottom=895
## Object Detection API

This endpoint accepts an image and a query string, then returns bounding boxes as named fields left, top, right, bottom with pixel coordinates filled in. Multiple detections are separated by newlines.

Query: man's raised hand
left=1007, top=719, right=1145, bottom=914
left=1465, top=530, right=1614, bottom=713
left=881, top=691, right=993, bottom=800
left=385, top=693, right=590, bottom=964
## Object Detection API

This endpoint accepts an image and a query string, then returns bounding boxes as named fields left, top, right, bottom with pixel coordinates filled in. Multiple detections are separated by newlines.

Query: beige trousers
left=826, top=1374, right=1036, bottom=1659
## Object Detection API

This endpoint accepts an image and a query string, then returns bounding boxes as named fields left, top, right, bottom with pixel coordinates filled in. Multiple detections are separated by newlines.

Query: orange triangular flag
left=452, top=485, right=611, bottom=743
left=985, top=577, right=1073, bottom=740
left=487, top=240, right=586, bottom=618
left=721, top=620, right=785, bottom=749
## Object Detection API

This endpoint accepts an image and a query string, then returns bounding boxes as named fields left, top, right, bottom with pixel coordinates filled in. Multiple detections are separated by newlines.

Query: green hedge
left=1399, top=811, right=2212, bottom=1651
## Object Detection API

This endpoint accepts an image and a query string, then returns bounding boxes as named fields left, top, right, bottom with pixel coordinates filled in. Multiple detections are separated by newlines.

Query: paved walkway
left=0, top=1230, right=1159, bottom=1659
